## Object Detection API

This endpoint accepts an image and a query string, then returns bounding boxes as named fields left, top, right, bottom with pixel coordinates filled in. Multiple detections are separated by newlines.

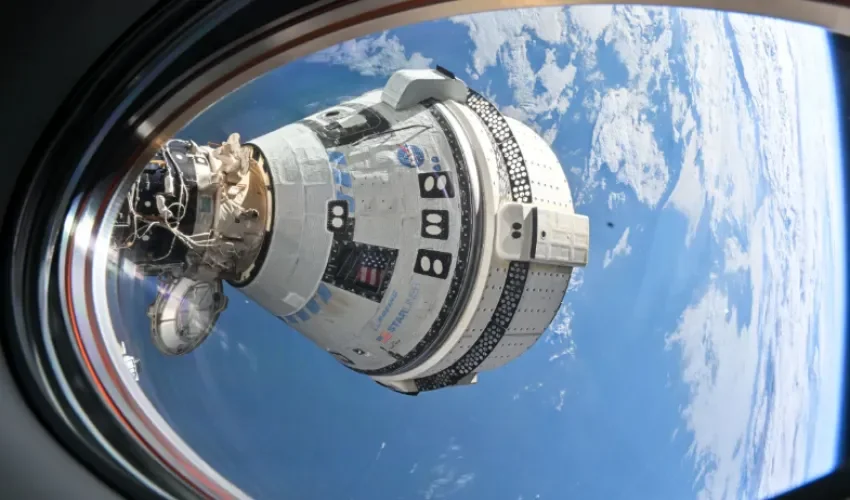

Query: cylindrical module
left=119, top=68, right=589, bottom=395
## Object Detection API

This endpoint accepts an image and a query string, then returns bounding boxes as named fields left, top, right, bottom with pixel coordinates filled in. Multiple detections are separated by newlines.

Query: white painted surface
left=382, top=69, right=469, bottom=111
left=242, top=123, right=334, bottom=317
left=234, top=71, right=589, bottom=387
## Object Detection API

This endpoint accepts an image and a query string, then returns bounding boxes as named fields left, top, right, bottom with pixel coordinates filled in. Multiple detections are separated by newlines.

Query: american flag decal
left=355, top=252, right=389, bottom=287
left=377, top=331, right=393, bottom=343
left=357, top=265, right=384, bottom=287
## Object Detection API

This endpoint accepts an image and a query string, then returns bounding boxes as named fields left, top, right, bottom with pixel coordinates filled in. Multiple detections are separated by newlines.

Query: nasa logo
left=396, top=144, right=425, bottom=168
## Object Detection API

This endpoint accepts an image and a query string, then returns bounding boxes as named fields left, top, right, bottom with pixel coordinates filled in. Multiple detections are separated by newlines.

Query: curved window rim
left=4, top=0, right=849, bottom=499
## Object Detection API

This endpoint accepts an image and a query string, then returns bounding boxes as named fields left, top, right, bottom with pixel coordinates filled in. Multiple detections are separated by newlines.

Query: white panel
left=286, top=213, right=332, bottom=297
left=381, top=69, right=468, bottom=111
left=416, top=261, right=509, bottom=377
left=265, top=182, right=303, bottom=283
left=241, top=124, right=334, bottom=317
left=423, top=333, right=478, bottom=374
left=506, top=263, right=569, bottom=335
left=354, top=214, right=401, bottom=249
left=476, top=334, right=539, bottom=371
left=353, top=170, right=392, bottom=214
left=495, top=203, right=534, bottom=261
left=349, top=89, right=383, bottom=108
left=304, top=184, right=331, bottom=214
left=276, top=183, right=304, bottom=216
left=535, top=210, right=590, bottom=267
left=291, top=285, right=384, bottom=361
left=464, top=264, right=508, bottom=334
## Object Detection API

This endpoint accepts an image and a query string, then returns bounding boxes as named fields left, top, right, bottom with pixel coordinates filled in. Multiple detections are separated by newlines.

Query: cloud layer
left=602, top=227, right=632, bottom=268
left=662, top=12, right=839, bottom=500
left=455, top=6, right=841, bottom=500
left=421, top=440, right=476, bottom=499
left=306, top=32, right=432, bottom=76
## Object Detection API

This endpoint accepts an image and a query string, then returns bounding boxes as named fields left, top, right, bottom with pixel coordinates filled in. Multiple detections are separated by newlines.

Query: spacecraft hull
left=236, top=70, right=589, bottom=393
left=119, top=68, right=589, bottom=395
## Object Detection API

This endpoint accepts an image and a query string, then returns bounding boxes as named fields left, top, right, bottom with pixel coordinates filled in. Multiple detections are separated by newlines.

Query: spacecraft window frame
left=16, top=0, right=850, bottom=497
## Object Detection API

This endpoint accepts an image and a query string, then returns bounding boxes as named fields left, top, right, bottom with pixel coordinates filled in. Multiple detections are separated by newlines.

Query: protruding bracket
left=495, top=202, right=589, bottom=267
left=381, top=69, right=468, bottom=111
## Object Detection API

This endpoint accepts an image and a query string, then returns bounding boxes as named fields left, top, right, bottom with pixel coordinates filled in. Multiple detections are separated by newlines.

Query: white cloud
left=603, top=227, right=632, bottom=268
left=455, top=474, right=475, bottom=488
left=548, top=346, right=575, bottom=363
left=545, top=302, right=574, bottom=345
left=217, top=330, right=230, bottom=351
left=666, top=10, right=760, bottom=240
left=555, top=389, right=566, bottom=411
left=451, top=9, right=566, bottom=76
left=665, top=286, right=757, bottom=499
left=306, top=32, right=432, bottom=76
left=564, top=6, right=613, bottom=70
left=545, top=301, right=577, bottom=363
left=570, top=7, right=674, bottom=208
left=608, top=191, right=626, bottom=211
left=664, top=133, right=704, bottom=245
left=723, top=238, right=749, bottom=274
left=602, top=6, right=673, bottom=92
left=589, top=88, right=669, bottom=207
left=421, top=440, right=475, bottom=499
left=451, top=10, right=576, bottom=123
left=568, top=5, right=612, bottom=41
left=567, top=267, right=584, bottom=293
left=541, top=125, right=558, bottom=145
left=664, top=12, right=840, bottom=500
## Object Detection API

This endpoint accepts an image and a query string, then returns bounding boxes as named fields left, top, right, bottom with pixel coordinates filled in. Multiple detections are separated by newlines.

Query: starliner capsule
left=111, top=67, right=590, bottom=395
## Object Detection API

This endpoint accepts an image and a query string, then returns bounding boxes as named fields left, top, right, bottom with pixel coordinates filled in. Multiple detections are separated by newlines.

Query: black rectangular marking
left=421, top=209, right=449, bottom=240
left=327, top=200, right=350, bottom=234
left=530, top=206, right=538, bottom=260
left=413, top=249, right=453, bottom=280
left=418, top=172, right=455, bottom=199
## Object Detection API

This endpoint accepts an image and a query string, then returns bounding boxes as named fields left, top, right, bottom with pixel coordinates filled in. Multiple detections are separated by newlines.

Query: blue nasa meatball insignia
left=397, top=144, right=425, bottom=168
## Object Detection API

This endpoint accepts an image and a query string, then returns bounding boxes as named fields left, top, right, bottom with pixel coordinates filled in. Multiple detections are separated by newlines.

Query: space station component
left=111, top=66, right=589, bottom=395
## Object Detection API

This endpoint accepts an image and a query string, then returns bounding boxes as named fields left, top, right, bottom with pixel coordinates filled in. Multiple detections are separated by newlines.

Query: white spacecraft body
left=116, top=67, right=589, bottom=395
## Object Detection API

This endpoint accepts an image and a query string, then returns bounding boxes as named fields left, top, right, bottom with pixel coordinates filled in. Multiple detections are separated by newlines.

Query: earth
left=118, top=5, right=846, bottom=500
